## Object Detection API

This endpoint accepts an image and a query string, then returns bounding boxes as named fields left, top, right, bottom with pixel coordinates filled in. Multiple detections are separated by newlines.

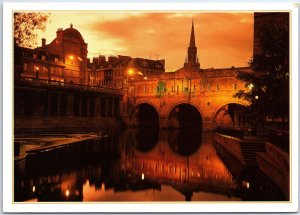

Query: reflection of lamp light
left=35, top=67, right=39, bottom=79
left=144, top=76, right=148, bottom=80
left=141, top=173, right=145, bottom=180
left=101, top=182, right=105, bottom=191
left=65, top=189, right=70, bottom=197
left=32, top=186, right=35, bottom=192
left=69, top=55, right=74, bottom=60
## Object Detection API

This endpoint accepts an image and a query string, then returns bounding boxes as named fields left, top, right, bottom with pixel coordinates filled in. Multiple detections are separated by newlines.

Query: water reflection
left=131, top=128, right=159, bottom=152
left=168, top=129, right=202, bottom=156
left=14, top=128, right=284, bottom=202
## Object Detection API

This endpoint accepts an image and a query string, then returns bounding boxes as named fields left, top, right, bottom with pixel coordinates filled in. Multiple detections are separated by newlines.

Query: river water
left=14, top=128, right=285, bottom=202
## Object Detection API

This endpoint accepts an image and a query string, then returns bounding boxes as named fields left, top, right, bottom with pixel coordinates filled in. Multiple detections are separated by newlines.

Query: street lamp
left=248, top=83, right=254, bottom=90
left=35, top=66, right=39, bottom=79
left=69, top=55, right=74, bottom=65
left=128, top=69, right=134, bottom=75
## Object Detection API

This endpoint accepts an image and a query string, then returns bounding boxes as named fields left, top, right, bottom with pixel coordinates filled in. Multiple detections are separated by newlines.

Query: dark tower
left=184, top=20, right=200, bottom=69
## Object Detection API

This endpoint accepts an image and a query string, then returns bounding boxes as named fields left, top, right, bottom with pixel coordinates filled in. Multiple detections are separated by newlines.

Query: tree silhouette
left=14, top=12, right=50, bottom=48
left=234, top=17, right=289, bottom=126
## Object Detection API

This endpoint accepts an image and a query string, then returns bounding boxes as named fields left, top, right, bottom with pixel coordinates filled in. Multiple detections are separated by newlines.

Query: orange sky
left=38, top=12, right=253, bottom=71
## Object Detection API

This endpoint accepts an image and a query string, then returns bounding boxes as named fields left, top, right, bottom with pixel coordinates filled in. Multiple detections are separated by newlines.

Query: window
left=33, top=54, right=37, bottom=59
left=43, top=66, right=47, bottom=74
left=23, top=63, right=28, bottom=71
left=194, top=85, right=196, bottom=91
left=144, top=85, right=146, bottom=93
left=42, top=55, right=46, bottom=60
left=216, top=84, right=220, bottom=90
left=50, top=67, right=55, bottom=75
left=54, top=58, right=58, bottom=63
left=207, top=83, right=211, bottom=90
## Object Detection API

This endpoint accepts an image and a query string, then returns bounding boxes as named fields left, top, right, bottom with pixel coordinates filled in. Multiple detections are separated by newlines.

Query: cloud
left=81, top=12, right=253, bottom=70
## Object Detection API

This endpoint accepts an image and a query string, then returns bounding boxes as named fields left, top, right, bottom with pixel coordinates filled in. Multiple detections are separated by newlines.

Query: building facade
left=15, top=24, right=88, bottom=85
left=87, top=55, right=165, bottom=89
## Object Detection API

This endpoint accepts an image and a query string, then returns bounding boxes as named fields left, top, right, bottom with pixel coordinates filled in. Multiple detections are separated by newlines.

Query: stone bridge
left=122, top=67, right=251, bottom=131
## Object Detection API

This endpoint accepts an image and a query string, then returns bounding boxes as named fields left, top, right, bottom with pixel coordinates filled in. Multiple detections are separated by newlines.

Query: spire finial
left=189, top=19, right=195, bottom=47
left=70, top=23, right=73, bottom=28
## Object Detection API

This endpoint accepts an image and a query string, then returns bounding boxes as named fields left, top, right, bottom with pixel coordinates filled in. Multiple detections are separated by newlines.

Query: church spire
left=184, top=19, right=200, bottom=70
left=189, top=19, right=196, bottom=47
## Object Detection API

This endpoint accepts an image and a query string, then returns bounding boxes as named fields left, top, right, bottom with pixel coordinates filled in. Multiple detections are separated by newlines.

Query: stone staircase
left=240, top=141, right=266, bottom=166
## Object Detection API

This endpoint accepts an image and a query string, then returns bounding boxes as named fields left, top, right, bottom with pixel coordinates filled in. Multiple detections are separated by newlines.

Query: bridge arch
left=130, top=102, right=160, bottom=128
left=167, top=102, right=203, bottom=129
left=212, top=101, right=250, bottom=130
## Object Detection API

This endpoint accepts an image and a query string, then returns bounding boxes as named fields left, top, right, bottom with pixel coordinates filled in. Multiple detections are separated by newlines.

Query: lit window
left=43, top=66, right=47, bottom=73
left=208, top=84, right=211, bottom=90
left=42, top=55, right=46, bottom=60
left=54, top=58, right=58, bottom=63
left=23, top=63, right=28, bottom=71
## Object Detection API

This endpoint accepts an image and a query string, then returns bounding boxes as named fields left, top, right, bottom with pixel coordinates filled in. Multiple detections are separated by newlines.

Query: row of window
left=30, top=53, right=59, bottom=63
left=23, top=63, right=63, bottom=77
left=137, top=83, right=238, bottom=93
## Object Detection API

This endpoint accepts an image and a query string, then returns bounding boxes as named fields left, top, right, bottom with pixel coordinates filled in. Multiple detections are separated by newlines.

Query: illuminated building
left=15, top=24, right=88, bottom=85
left=88, top=55, right=165, bottom=88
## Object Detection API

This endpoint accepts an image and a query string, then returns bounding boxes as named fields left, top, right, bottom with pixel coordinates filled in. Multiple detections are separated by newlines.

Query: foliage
left=234, top=21, right=289, bottom=120
left=14, top=12, right=50, bottom=48
left=156, top=81, right=166, bottom=98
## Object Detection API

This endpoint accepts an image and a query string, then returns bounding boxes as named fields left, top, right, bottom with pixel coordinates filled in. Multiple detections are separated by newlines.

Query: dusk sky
left=38, top=12, right=253, bottom=71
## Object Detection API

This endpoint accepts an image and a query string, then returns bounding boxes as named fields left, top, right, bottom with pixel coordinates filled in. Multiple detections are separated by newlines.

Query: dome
left=63, top=24, right=84, bottom=41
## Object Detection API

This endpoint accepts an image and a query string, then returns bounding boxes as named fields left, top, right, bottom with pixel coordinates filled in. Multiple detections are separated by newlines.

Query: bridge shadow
left=167, top=128, right=202, bottom=156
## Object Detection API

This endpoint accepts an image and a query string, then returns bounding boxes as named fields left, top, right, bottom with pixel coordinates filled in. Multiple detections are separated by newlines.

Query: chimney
left=42, top=38, right=46, bottom=47
left=56, top=28, right=64, bottom=40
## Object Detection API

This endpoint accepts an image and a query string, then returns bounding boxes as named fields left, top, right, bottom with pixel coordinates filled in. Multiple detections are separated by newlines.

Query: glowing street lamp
left=35, top=66, right=39, bottom=79
left=128, top=69, right=134, bottom=75
left=248, top=83, right=254, bottom=90
left=255, top=95, right=259, bottom=100
left=69, top=55, right=74, bottom=65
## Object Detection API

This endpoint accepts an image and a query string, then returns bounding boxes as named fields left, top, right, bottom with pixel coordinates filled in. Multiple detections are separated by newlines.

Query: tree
left=234, top=16, right=289, bottom=131
left=156, top=81, right=166, bottom=98
left=14, top=12, right=50, bottom=48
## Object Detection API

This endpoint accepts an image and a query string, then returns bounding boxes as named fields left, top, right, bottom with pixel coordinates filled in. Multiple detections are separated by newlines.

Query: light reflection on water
left=14, top=129, right=284, bottom=202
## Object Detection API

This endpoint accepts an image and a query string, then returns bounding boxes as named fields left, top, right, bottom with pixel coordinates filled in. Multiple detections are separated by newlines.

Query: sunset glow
left=37, top=12, right=253, bottom=71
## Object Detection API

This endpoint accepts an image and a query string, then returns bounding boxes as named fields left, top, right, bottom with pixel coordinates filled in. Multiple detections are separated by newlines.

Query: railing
left=215, top=125, right=245, bottom=139
left=15, top=76, right=123, bottom=95
left=268, top=128, right=289, bottom=153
